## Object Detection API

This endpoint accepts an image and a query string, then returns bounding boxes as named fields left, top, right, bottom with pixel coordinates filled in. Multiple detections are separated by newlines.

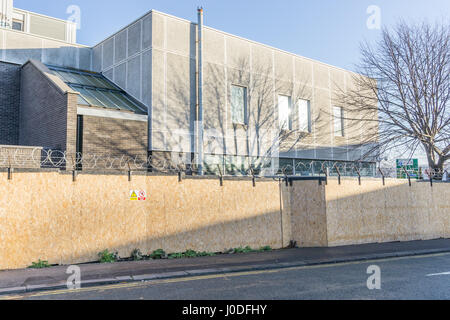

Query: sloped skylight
left=47, top=65, right=147, bottom=115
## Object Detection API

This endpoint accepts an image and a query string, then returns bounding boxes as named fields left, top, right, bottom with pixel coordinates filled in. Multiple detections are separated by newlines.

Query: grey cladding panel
left=333, top=147, right=349, bottom=161
left=104, top=69, right=113, bottom=81
left=103, top=38, right=114, bottom=69
left=42, top=45, right=77, bottom=68
left=142, top=15, right=152, bottom=49
left=5, top=48, right=41, bottom=64
left=92, top=45, right=102, bottom=72
left=142, top=50, right=152, bottom=107
left=4, top=32, right=42, bottom=64
left=127, top=55, right=141, bottom=99
left=128, top=22, right=142, bottom=57
left=78, top=47, right=92, bottom=71
left=29, top=15, right=66, bottom=41
left=114, top=62, right=127, bottom=89
left=315, top=147, right=333, bottom=160
left=296, top=148, right=316, bottom=159
left=115, top=30, right=127, bottom=63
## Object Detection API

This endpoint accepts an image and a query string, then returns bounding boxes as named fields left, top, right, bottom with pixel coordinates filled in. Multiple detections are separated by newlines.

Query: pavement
left=0, top=238, right=449, bottom=296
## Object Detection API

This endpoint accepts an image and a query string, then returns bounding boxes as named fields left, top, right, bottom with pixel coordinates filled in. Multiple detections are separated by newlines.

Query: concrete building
left=0, top=1, right=378, bottom=175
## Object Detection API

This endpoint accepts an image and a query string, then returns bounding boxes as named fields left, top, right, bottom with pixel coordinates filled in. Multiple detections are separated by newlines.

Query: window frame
left=230, top=84, right=248, bottom=126
left=333, top=106, right=345, bottom=137
left=278, top=94, right=292, bottom=131
left=12, top=19, right=24, bottom=31
left=298, top=99, right=312, bottom=133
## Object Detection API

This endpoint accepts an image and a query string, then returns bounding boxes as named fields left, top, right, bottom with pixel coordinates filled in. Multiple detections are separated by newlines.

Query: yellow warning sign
left=130, top=190, right=146, bottom=201
left=130, top=191, right=138, bottom=201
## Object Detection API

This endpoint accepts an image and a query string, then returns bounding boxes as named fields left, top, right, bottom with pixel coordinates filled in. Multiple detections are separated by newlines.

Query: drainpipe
left=195, top=7, right=204, bottom=175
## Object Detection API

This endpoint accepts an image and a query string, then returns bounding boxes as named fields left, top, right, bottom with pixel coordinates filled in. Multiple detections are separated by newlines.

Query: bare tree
left=150, top=53, right=314, bottom=176
left=222, top=56, right=313, bottom=175
left=339, top=20, right=450, bottom=176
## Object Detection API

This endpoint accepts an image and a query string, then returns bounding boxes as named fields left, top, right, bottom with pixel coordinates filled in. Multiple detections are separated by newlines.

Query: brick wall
left=19, top=61, right=78, bottom=153
left=0, top=62, right=21, bottom=145
left=81, top=115, right=148, bottom=161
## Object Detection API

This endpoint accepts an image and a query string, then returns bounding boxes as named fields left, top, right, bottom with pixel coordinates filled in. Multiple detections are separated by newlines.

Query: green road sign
left=396, top=159, right=419, bottom=179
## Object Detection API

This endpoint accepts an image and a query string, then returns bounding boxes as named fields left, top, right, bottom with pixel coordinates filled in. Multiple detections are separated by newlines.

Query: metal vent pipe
left=195, top=7, right=204, bottom=175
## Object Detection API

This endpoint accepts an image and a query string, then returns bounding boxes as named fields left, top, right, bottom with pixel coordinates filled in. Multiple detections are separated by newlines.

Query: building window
left=278, top=95, right=292, bottom=130
left=12, top=19, right=24, bottom=31
left=298, top=99, right=311, bottom=133
left=333, top=106, right=344, bottom=137
left=231, top=85, right=247, bottom=125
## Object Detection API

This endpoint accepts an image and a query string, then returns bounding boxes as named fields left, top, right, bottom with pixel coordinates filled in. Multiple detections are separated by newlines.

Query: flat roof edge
left=0, top=26, right=90, bottom=48
left=14, top=7, right=77, bottom=26
left=77, top=106, right=148, bottom=121
left=93, top=9, right=361, bottom=76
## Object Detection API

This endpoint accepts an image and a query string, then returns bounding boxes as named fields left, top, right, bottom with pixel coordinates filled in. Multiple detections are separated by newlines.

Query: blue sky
left=15, top=0, right=450, bottom=71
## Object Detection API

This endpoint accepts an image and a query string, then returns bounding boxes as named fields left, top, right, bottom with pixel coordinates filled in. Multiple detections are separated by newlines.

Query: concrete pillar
left=66, top=21, right=77, bottom=44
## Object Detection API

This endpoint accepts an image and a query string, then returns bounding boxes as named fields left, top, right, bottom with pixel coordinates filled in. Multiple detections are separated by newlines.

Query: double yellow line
left=2, top=251, right=449, bottom=300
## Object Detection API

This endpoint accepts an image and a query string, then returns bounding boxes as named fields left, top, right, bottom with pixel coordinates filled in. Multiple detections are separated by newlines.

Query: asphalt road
left=7, top=252, right=450, bottom=300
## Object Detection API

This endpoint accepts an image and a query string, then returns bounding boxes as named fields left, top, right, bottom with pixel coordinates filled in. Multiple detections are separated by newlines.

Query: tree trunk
left=423, top=143, right=444, bottom=179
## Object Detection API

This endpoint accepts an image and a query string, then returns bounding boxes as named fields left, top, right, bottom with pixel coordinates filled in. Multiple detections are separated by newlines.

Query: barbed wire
left=0, top=147, right=448, bottom=180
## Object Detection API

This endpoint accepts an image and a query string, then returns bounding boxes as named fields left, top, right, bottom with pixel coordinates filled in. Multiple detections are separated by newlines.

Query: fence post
left=127, top=161, right=132, bottom=182
left=402, top=167, right=411, bottom=187
left=217, top=164, right=223, bottom=187
left=71, top=155, right=77, bottom=182
left=318, top=169, right=322, bottom=186
left=355, top=165, right=361, bottom=185
left=379, top=167, right=385, bottom=186
left=249, top=166, right=256, bottom=188
left=335, top=165, right=341, bottom=185
left=7, top=154, right=13, bottom=180
left=282, top=167, right=290, bottom=187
